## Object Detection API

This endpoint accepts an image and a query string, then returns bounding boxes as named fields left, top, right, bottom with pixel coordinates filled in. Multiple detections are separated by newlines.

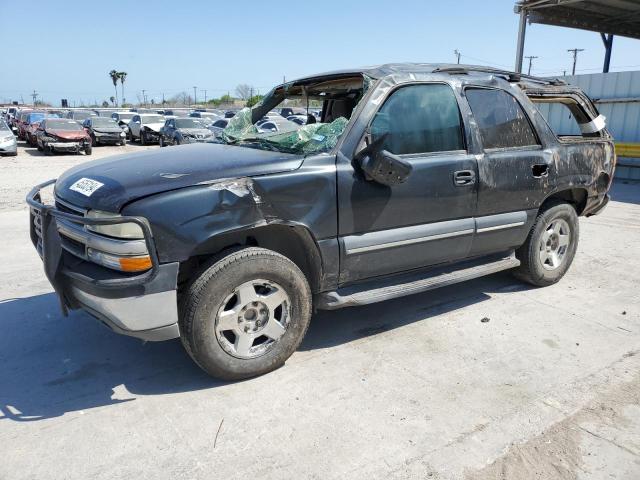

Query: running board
left=316, top=253, right=520, bottom=310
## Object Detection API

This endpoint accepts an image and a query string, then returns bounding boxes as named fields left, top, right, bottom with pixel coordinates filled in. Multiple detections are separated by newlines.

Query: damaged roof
left=516, top=0, right=640, bottom=40
left=289, top=63, right=563, bottom=87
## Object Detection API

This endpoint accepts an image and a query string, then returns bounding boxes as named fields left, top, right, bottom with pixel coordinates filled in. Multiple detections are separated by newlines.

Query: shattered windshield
left=219, top=74, right=371, bottom=155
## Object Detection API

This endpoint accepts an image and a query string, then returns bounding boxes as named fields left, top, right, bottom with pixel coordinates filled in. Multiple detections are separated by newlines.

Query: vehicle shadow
left=0, top=272, right=529, bottom=422
left=301, top=271, right=528, bottom=351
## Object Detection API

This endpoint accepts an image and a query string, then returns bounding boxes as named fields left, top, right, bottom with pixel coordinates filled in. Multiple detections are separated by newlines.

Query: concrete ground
left=0, top=141, right=639, bottom=479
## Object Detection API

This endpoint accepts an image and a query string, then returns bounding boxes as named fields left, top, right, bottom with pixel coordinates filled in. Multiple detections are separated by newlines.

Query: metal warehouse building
left=537, top=70, right=640, bottom=180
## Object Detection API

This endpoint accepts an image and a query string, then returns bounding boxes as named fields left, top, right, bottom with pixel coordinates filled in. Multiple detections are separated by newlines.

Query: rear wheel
left=180, top=247, right=312, bottom=380
left=514, top=202, right=579, bottom=287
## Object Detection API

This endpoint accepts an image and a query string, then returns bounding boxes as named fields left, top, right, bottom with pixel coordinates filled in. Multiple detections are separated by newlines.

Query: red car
left=35, top=118, right=92, bottom=155
left=14, top=109, right=34, bottom=140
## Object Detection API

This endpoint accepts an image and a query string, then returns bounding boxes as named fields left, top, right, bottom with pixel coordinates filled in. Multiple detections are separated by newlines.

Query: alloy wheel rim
left=215, top=279, right=290, bottom=359
left=539, top=218, right=571, bottom=270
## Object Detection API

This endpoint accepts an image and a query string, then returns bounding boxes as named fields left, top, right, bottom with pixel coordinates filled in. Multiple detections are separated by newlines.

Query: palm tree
left=118, top=71, right=127, bottom=106
left=109, top=70, right=119, bottom=107
left=109, top=96, right=115, bottom=106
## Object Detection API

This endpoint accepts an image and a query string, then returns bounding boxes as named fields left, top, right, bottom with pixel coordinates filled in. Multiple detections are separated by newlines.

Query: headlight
left=86, top=210, right=145, bottom=239
left=120, top=132, right=126, bottom=137
left=0, top=135, right=14, bottom=142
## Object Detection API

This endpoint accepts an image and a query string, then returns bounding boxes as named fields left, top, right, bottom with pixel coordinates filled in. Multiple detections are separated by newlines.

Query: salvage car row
left=1, top=105, right=320, bottom=155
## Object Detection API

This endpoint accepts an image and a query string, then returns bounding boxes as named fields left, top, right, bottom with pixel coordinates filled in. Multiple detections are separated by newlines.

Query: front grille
left=55, top=197, right=85, bottom=216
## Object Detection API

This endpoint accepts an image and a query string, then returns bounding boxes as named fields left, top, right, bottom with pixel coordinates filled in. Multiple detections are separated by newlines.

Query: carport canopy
left=514, top=0, right=640, bottom=73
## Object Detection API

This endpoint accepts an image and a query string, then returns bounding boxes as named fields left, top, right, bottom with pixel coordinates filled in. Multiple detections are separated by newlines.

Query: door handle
left=453, top=170, right=476, bottom=186
left=532, top=164, right=549, bottom=178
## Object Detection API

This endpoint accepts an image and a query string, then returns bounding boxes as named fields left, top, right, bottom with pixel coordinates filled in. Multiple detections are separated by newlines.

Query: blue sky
left=2, top=0, right=639, bottom=105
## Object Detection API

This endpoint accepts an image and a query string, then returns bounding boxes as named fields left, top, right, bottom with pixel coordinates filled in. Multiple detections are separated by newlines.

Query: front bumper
left=95, top=133, right=125, bottom=144
left=47, top=141, right=87, bottom=153
left=27, top=179, right=180, bottom=341
left=0, top=138, right=17, bottom=154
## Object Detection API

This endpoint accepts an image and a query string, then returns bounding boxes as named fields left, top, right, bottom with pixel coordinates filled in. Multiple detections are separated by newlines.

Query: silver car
left=0, top=119, right=17, bottom=156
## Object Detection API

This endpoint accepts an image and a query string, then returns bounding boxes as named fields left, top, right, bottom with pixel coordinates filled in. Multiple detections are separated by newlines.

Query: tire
left=175, top=137, right=181, bottom=146
left=513, top=202, right=579, bottom=287
left=159, top=136, right=164, bottom=147
left=180, top=247, right=312, bottom=380
left=36, top=141, right=42, bottom=151
left=44, top=144, right=52, bottom=156
left=127, top=129, right=133, bottom=142
left=84, top=144, right=92, bottom=156
left=140, top=130, right=146, bottom=145
left=90, top=134, right=97, bottom=147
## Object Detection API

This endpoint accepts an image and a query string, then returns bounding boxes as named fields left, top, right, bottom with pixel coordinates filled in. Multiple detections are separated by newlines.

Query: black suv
left=27, top=64, right=614, bottom=379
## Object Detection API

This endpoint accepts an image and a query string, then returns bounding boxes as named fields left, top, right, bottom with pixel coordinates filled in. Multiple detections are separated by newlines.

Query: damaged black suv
left=28, top=64, right=614, bottom=379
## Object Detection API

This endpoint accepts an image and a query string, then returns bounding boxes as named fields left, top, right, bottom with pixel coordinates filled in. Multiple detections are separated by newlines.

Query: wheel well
left=180, top=224, right=323, bottom=294
left=541, top=188, right=588, bottom=215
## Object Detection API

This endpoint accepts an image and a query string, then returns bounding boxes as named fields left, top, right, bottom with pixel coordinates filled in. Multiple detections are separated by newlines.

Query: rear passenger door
left=463, top=87, right=554, bottom=256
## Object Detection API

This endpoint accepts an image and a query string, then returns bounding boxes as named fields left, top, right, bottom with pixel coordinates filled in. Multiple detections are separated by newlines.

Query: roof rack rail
left=432, top=66, right=566, bottom=86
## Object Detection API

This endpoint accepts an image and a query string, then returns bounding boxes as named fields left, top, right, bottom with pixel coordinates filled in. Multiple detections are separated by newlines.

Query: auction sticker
left=69, top=178, right=104, bottom=197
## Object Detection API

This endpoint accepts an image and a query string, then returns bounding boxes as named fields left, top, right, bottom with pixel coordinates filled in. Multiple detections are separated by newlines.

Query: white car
left=128, top=114, right=165, bottom=145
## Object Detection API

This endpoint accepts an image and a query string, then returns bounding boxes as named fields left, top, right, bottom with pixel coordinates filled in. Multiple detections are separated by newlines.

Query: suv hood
left=55, top=142, right=302, bottom=211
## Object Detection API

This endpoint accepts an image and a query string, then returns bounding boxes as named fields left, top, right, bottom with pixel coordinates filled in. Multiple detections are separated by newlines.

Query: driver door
left=337, top=82, right=478, bottom=284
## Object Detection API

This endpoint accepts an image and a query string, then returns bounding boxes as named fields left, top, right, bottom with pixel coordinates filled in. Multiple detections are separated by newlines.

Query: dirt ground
left=0, top=139, right=639, bottom=479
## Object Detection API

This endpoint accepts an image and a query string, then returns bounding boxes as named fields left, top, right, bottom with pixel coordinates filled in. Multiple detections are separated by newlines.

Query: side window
left=370, top=83, right=465, bottom=155
left=530, top=97, right=602, bottom=139
left=465, top=88, right=539, bottom=149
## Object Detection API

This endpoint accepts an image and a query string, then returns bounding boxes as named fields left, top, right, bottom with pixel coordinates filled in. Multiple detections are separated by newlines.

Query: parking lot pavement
left=0, top=141, right=158, bottom=212
left=0, top=140, right=638, bottom=479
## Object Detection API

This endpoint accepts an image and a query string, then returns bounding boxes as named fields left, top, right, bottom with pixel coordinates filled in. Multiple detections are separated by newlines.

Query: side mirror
left=355, top=134, right=412, bottom=186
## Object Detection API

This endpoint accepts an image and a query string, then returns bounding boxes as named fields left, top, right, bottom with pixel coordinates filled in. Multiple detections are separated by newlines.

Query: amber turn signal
left=119, top=256, right=153, bottom=272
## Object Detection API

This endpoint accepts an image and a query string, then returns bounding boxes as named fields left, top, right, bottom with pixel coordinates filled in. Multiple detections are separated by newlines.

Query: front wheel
left=179, top=247, right=312, bottom=380
left=84, top=144, right=92, bottom=155
left=140, top=130, right=146, bottom=145
left=514, top=202, right=579, bottom=287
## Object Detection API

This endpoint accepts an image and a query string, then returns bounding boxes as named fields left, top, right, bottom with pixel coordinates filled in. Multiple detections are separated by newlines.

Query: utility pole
left=142, top=89, right=147, bottom=107
left=31, top=90, right=39, bottom=105
left=162, top=93, right=165, bottom=105
left=203, top=90, right=207, bottom=104
left=525, top=55, right=538, bottom=75
left=567, top=48, right=584, bottom=75
left=454, top=49, right=461, bottom=64
left=193, top=86, right=197, bottom=106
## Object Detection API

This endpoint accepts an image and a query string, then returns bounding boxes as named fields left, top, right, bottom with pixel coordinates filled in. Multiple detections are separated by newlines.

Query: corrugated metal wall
left=536, top=70, right=640, bottom=180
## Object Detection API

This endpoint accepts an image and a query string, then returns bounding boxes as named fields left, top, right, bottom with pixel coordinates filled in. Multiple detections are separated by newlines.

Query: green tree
left=246, top=94, right=264, bottom=107
left=108, top=70, right=119, bottom=106
left=118, top=72, right=127, bottom=105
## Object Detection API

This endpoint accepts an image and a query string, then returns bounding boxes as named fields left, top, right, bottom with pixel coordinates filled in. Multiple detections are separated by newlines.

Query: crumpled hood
left=142, top=123, right=164, bottom=132
left=55, top=142, right=302, bottom=211
left=47, top=129, right=89, bottom=140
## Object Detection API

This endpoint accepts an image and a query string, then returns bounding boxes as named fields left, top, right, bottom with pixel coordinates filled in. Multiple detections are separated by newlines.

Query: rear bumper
left=584, top=193, right=610, bottom=217
left=27, top=179, right=180, bottom=341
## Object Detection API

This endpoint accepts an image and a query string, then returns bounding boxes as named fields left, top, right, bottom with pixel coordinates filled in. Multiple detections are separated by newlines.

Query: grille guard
left=27, top=179, right=161, bottom=289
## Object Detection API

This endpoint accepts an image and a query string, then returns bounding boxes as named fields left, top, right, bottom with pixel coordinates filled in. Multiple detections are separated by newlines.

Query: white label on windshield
left=69, top=178, right=104, bottom=197
left=311, top=134, right=326, bottom=142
